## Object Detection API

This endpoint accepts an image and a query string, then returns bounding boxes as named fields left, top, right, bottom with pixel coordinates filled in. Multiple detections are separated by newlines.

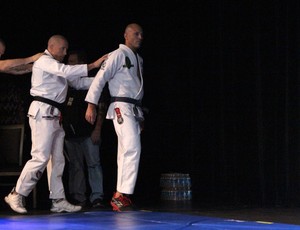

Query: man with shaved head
left=5, top=34, right=107, bottom=214
left=85, top=23, right=145, bottom=211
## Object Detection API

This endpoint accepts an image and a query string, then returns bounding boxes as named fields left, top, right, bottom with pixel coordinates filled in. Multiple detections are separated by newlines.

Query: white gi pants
left=113, top=112, right=141, bottom=195
left=16, top=113, right=66, bottom=199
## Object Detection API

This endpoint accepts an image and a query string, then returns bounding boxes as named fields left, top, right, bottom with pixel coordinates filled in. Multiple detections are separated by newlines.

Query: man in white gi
left=85, top=23, right=144, bottom=211
left=4, top=35, right=107, bottom=214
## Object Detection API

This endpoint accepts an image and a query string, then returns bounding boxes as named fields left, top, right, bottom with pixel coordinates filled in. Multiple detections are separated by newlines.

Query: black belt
left=33, top=96, right=64, bottom=112
left=110, top=96, right=142, bottom=107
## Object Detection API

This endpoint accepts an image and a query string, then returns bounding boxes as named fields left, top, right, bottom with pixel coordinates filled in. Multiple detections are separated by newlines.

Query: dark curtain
left=0, top=0, right=299, bottom=207
left=138, top=0, right=300, bottom=207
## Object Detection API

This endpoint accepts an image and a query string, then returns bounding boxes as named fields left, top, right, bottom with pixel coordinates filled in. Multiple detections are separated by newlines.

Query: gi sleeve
left=85, top=51, right=121, bottom=105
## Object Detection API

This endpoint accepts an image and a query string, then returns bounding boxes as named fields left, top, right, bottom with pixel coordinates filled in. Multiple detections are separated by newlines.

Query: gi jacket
left=85, top=44, right=144, bottom=120
left=28, top=49, right=93, bottom=119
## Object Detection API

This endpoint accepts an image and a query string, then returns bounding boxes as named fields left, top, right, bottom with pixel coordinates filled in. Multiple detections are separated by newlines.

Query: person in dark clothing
left=64, top=49, right=109, bottom=208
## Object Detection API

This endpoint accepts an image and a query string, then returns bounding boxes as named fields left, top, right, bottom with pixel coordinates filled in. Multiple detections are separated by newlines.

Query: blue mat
left=1, top=210, right=300, bottom=229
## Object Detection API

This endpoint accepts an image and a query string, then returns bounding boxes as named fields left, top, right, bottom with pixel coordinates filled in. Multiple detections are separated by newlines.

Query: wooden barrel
left=160, top=173, right=192, bottom=200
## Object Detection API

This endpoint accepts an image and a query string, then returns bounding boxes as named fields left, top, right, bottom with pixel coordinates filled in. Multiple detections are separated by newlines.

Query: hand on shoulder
left=30, top=52, right=44, bottom=63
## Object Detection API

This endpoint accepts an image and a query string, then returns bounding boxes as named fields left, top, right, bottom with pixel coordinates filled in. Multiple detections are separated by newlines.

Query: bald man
left=0, top=38, right=42, bottom=74
left=5, top=35, right=107, bottom=214
left=85, top=23, right=145, bottom=211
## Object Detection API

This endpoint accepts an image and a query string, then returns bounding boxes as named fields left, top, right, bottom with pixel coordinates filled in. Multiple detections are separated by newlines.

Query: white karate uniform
left=85, top=44, right=144, bottom=194
left=16, top=50, right=93, bottom=199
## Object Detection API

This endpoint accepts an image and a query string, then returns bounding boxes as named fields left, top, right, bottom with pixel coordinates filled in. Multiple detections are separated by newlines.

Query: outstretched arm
left=87, top=54, right=108, bottom=71
left=5, top=63, right=33, bottom=75
left=0, top=52, right=43, bottom=74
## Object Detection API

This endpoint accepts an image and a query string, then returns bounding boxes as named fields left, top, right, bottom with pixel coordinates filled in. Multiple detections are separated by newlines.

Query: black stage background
left=0, top=0, right=299, bottom=208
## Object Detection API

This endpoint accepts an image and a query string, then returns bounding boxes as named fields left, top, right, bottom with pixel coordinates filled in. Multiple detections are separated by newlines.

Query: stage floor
left=1, top=201, right=300, bottom=229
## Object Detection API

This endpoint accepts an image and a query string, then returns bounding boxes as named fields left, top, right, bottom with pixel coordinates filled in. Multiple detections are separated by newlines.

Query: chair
left=0, top=124, right=36, bottom=208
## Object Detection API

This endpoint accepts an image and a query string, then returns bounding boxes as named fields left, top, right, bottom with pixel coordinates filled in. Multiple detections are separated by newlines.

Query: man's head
left=0, top=38, right=6, bottom=59
left=47, top=35, right=69, bottom=62
left=124, top=23, right=143, bottom=52
left=67, top=49, right=87, bottom=65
